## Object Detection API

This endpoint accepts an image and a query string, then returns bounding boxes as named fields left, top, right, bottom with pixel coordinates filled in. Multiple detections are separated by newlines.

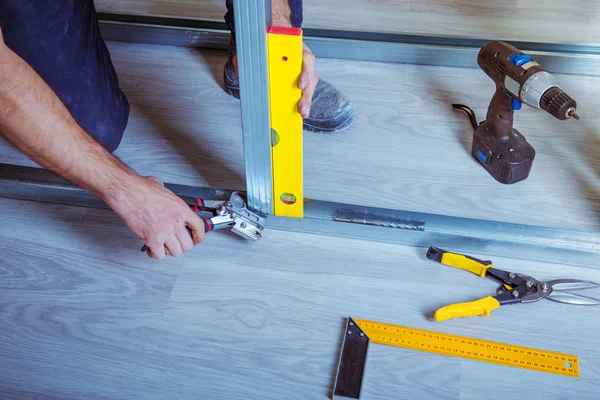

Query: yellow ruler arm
left=267, top=26, right=304, bottom=218
left=353, top=318, right=579, bottom=378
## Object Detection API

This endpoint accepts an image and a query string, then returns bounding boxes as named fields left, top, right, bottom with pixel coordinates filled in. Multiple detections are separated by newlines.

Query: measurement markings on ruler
left=332, top=318, right=578, bottom=399
left=355, top=318, right=578, bottom=377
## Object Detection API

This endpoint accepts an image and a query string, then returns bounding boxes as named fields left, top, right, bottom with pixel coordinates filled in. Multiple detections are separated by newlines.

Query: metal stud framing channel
left=233, top=0, right=273, bottom=216
left=1, top=164, right=599, bottom=267
left=0, top=164, right=233, bottom=210
left=98, top=13, right=600, bottom=76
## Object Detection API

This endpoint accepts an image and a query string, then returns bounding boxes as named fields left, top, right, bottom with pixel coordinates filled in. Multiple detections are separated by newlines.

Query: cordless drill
left=454, top=40, right=580, bottom=184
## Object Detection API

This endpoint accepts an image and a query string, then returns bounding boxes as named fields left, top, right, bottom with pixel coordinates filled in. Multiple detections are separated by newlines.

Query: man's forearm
left=0, top=29, right=208, bottom=258
left=0, top=30, right=138, bottom=203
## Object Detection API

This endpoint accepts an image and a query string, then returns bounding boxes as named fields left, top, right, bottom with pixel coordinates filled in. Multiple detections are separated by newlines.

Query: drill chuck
left=540, top=86, right=579, bottom=120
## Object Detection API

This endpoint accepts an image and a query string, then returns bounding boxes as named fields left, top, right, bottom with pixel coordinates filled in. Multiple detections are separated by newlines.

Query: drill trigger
left=507, top=94, right=523, bottom=111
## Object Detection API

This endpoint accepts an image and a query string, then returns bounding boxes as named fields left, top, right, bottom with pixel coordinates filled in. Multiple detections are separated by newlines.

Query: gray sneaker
left=223, top=36, right=355, bottom=133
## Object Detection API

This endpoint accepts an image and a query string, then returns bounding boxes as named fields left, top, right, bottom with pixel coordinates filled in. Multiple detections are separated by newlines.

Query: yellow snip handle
left=434, top=296, right=501, bottom=322
left=426, top=246, right=493, bottom=277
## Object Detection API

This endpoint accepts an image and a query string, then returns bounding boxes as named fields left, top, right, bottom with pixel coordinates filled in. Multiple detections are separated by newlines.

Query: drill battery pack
left=471, top=124, right=535, bottom=184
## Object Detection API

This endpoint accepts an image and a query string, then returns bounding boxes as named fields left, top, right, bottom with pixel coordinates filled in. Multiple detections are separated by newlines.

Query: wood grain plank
left=109, top=43, right=247, bottom=191
left=459, top=355, right=600, bottom=400
left=0, top=198, right=181, bottom=274
left=165, top=229, right=600, bottom=399
left=300, top=0, right=600, bottom=44
left=1, top=197, right=599, bottom=399
left=94, top=0, right=600, bottom=44
left=0, top=198, right=182, bottom=319
left=0, top=309, right=352, bottom=400
left=0, top=388, right=73, bottom=400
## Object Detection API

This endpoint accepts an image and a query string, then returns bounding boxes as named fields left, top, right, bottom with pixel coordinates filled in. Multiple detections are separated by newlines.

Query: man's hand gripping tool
left=141, top=191, right=265, bottom=252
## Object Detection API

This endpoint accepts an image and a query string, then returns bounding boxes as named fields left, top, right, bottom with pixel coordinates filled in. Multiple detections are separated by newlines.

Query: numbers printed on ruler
left=354, top=319, right=579, bottom=378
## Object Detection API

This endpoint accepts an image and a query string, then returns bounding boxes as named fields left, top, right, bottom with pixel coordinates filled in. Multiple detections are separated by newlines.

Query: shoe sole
left=303, top=109, right=356, bottom=133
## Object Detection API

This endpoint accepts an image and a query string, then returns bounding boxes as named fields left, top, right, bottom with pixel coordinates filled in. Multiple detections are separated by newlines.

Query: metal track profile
left=0, top=164, right=233, bottom=207
left=2, top=164, right=599, bottom=267
left=232, top=0, right=273, bottom=216
left=97, top=13, right=600, bottom=76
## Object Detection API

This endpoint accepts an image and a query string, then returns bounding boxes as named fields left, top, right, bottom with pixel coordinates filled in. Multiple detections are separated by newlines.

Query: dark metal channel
left=97, top=12, right=600, bottom=75
left=0, top=164, right=232, bottom=210
left=97, top=12, right=600, bottom=55
left=98, top=15, right=230, bottom=49
left=97, top=13, right=228, bottom=31
left=1, top=164, right=599, bottom=267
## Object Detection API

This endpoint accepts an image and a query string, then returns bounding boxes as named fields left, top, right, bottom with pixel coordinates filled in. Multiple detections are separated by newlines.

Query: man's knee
left=78, top=92, right=131, bottom=154
left=0, top=0, right=129, bottom=154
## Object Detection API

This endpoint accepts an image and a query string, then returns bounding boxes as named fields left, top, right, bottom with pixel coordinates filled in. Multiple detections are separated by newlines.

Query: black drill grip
left=486, top=88, right=515, bottom=140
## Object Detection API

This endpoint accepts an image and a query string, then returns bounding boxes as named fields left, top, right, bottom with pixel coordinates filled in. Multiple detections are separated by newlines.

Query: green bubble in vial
left=280, top=193, right=296, bottom=205
left=271, top=128, right=280, bottom=147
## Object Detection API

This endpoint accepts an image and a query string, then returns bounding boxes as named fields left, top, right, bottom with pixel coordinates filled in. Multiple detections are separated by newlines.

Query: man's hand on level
left=105, top=175, right=206, bottom=260
left=297, top=42, right=318, bottom=119
left=230, top=0, right=318, bottom=119
left=231, top=40, right=317, bottom=118
left=271, top=0, right=318, bottom=118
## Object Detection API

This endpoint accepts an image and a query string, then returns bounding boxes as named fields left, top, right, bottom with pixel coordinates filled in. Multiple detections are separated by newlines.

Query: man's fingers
left=148, top=245, right=166, bottom=260
left=298, top=45, right=317, bottom=119
left=299, top=51, right=315, bottom=90
left=301, top=43, right=316, bottom=77
left=298, top=70, right=310, bottom=90
left=165, top=235, right=183, bottom=257
left=177, top=224, right=195, bottom=252
left=185, top=210, right=206, bottom=245
left=298, top=74, right=317, bottom=118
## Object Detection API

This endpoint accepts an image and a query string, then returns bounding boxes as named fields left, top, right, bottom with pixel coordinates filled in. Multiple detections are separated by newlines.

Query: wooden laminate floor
left=95, top=0, right=600, bottom=44
left=2, top=41, right=599, bottom=232
left=1, top=196, right=600, bottom=399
